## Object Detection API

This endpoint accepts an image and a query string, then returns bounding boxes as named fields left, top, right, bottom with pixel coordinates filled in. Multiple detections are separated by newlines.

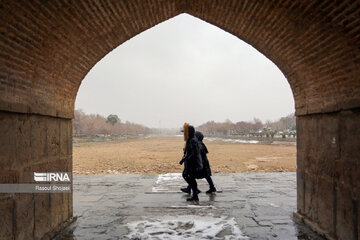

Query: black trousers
left=205, top=176, right=215, bottom=189
left=185, top=175, right=215, bottom=190
left=182, top=172, right=198, bottom=196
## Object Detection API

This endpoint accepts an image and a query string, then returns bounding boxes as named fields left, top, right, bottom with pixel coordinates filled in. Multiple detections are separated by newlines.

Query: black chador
left=179, top=124, right=202, bottom=201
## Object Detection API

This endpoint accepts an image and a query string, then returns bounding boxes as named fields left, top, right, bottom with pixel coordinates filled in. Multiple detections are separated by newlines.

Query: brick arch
left=0, top=1, right=359, bottom=240
left=1, top=1, right=359, bottom=118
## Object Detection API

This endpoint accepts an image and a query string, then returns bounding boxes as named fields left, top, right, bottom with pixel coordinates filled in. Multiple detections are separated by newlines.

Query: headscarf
left=188, top=125, right=195, bottom=140
left=195, top=131, right=204, bottom=141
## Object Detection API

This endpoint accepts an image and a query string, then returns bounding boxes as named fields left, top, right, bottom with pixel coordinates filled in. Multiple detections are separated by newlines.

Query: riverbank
left=73, top=136, right=296, bottom=175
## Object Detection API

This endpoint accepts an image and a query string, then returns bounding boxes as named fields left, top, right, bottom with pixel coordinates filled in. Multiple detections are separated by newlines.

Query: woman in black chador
left=181, top=131, right=217, bottom=194
left=179, top=124, right=203, bottom=201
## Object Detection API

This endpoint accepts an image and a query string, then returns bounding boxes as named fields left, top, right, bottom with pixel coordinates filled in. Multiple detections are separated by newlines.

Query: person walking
left=195, top=131, right=216, bottom=193
left=181, top=131, right=217, bottom=194
left=179, top=123, right=202, bottom=201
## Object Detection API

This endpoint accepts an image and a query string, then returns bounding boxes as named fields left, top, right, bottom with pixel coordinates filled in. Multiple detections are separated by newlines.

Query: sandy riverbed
left=73, top=136, right=296, bottom=175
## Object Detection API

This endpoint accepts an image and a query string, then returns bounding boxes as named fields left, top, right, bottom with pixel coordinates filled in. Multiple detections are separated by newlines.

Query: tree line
left=73, top=109, right=151, bottom=136
left=197, top=113, right=296, bottom=137
left=73, top=109, right=296, bottom=138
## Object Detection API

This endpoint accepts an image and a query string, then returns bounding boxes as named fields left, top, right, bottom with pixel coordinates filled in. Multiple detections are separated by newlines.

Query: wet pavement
left=55, top=173, right=325, bottom=240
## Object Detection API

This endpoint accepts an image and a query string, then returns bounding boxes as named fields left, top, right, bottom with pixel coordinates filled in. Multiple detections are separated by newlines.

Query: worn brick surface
left=298, top=115, right=339, bottom=177
left=50, top=193, right=64, bottom=230
left=0, top=170, right=20, bottom=184
left=0, top=113, right=73, bottom=240
left=61, top=192, right=70, bottom=223
left=336, top=184, right=355, bottom=240
left=60, top=120, right=69, bottom=159
left=0, top=113, right=16, bottom=170
left=14, top=194, right=34, bottom=240
left=31, top=115, right=48, bottom=164
left=15, top=115, right=32, bottom=170
left=356, top=202, right=360, bottom=238
left=339, top=110, right=360, bottom=193
left=0, top=197, right=14, bottom=239
left=316, top=176, right=335, bottom=236
left=46, top=118, right=60, bottom=159
left=23, top=161, right=49, bottom=176
left=297, top=112, right=360, bottom=240
left=304, top=172, right=319, bottom=222
left=296, top=168, right=305, bottom=214
left=34, top=193, right=51, bottom=240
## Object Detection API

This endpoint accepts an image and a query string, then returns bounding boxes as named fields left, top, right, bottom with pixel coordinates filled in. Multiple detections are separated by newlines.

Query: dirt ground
left=73, top=136, right=296, bottom=175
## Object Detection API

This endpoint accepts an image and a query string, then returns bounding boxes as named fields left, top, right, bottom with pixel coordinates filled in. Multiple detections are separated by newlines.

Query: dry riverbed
left=73, top=136, right=296, bottom=175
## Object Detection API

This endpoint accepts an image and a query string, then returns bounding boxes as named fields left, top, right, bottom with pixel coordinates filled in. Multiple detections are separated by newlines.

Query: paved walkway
left=55, top=173, right=325, bottom=240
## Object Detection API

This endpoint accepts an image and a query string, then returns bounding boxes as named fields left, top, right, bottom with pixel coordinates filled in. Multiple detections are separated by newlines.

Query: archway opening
left=73, top=14, right=296, bottom=176
left=61, top=14, right=312, bottom=240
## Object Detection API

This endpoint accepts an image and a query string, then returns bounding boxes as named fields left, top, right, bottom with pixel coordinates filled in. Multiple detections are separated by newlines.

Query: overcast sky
left=75, top=14, right=294, bottom=129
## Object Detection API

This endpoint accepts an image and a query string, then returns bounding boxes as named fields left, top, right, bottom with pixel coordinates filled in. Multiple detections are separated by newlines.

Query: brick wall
left=297, top=110, right=359, bottom=240
left=0, top=1, right=359, bottom=239
left=0, top=112, right=72, bottom=240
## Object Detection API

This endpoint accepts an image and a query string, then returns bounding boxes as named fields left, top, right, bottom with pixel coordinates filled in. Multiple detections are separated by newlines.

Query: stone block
left=338, top=110, right=360, bottom=191
left=0, top=170, right=20, bottom=184
left=50, top=193, right=64, bottom=229
left=336, top=184, right=356, bottom=240
left=60, top=120, right=69, bottom=159
left=15, top=193, right=34, bottom=240
left=356, top=201, right=360, bottom=239
left=304, top=115, right=338, bottom=177
left=316, top=115, right=339, bottom=177
left=30, top=115, right=48, bottom=164
left=296, top=168, right=305, bottom=214
left=15, top=115, right=32, bottom=170
left=297, top=116, right=317, bottom=173
left=299, top=111, right=359, bottom=240
left=34, top=193, right=51, bottom=240
left=23, top=161, right=49, bottom=174
left=68, top=185, right=73, bottom=218
left=0, top=113, right=16, bottom=171
left=304, top=172, right=318, bottom=222
left=68, top=122, right=73, bottom=157
left=21, top=161, right=49, bottom=184
left=0, top=197, right=14, bottom=239
left=46, top=118, right=60, bottom=158
left=296, top=117, right=305, bottom=170
left=316, top=177, right=335, bottom=237
left=62, top=192, right=71, bottom=222
left=49, top=192, right=72, bottom=228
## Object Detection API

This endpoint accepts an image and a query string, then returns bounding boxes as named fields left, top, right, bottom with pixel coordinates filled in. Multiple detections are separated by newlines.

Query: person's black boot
left=186, top=194, right=199, bottom=201
left=180, top=187, right=191, bottom=194
left=206, top=187, right=217, bottom=194
left=195, top=189, right=201, bottom=194
left=181, top=185, right=201, bottom=194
